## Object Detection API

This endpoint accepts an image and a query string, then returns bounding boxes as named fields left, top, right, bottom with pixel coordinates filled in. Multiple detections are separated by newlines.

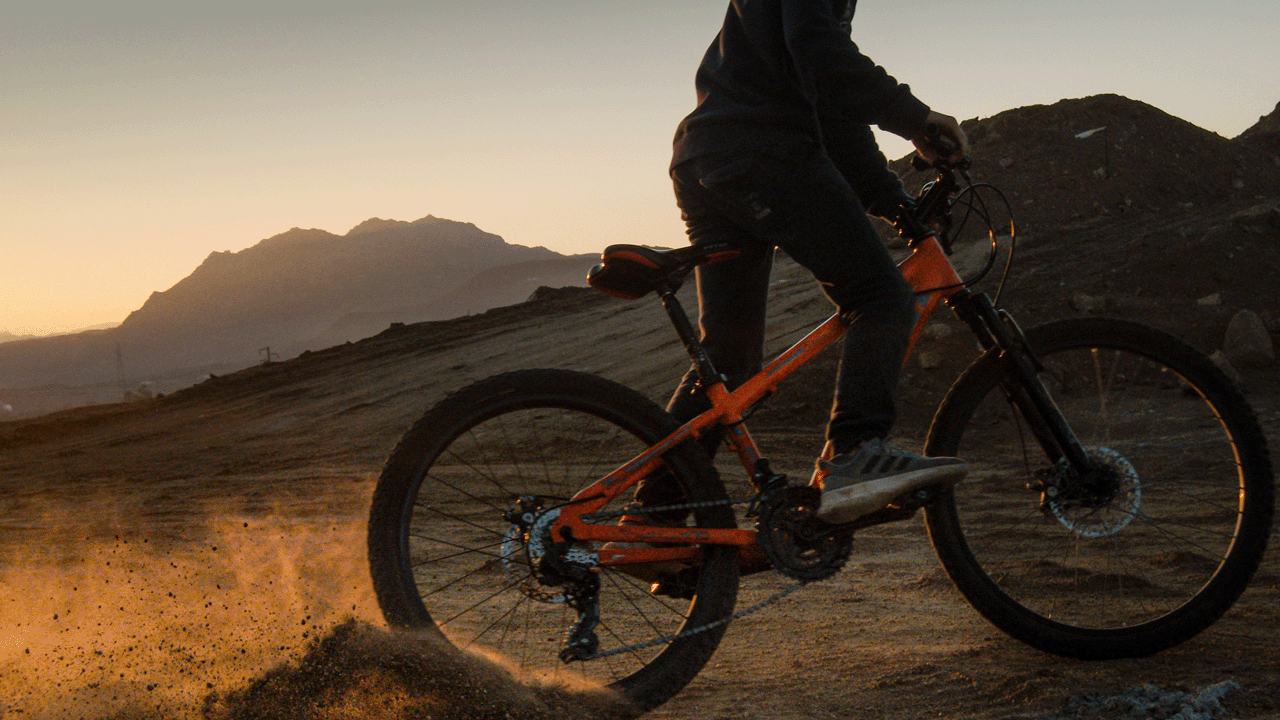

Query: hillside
left=890, top=94, right=1280, bottom=232
left=0, top=215, right=596, bottom=416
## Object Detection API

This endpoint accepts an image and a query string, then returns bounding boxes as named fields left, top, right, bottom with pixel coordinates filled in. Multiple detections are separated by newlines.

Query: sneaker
left=817, top=439, right=967, bottom=524
left=599, top=505, right=690, bottom=584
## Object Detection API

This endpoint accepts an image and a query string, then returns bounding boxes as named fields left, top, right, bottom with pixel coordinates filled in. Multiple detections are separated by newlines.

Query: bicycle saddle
left=587, top=242, right=740, bottom=300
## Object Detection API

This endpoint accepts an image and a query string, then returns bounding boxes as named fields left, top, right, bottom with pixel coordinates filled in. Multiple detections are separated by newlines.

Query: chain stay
left=569, top=492, right=822, bottom=662
left=580, top=496, right=749, bottom=523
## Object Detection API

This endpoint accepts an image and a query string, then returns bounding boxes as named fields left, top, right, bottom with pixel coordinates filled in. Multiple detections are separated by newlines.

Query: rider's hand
left=911, top=111, right=969, bottom=164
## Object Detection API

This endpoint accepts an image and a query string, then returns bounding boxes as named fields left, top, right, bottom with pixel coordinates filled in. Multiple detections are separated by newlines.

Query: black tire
left=924, top=318, right=1273, bottom=659
left=368, top=369, right=739, bottom=710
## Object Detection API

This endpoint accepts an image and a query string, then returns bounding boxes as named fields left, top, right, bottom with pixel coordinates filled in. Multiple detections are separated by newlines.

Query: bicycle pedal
left=843, top=486, right=940, bottom=530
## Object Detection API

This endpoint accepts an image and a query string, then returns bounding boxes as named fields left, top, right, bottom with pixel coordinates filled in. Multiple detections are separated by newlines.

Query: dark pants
left=635, top=146, right=916, bottom=510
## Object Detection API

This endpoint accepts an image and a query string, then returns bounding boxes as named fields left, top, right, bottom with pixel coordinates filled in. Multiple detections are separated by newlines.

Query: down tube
left=898, top=237, right=965, bottom=358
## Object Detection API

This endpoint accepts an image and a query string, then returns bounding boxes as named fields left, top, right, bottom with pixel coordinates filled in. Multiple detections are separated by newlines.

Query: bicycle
left=366, top=147, right=1274, bottom=711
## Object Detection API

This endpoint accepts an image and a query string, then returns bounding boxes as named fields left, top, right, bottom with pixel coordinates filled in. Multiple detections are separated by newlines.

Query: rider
left=632, top=0, right=971, bottom=527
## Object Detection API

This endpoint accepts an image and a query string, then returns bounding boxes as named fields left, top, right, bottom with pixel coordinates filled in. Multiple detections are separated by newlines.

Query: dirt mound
left=1238, top=101, right=1280, bottom=159
left=892, top=94, right=1280, bottom=232
left=203, top=620, right=634, bottom=720
left=1240, top=101, right=1280, bottom=138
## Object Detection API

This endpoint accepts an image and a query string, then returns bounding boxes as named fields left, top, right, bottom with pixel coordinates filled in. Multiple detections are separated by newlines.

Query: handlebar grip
left=912, top=123, right=971, bottom=172
left=924, top=123, right=959, bottom=158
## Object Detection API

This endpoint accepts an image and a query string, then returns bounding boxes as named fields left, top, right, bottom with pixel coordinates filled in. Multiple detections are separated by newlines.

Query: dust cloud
left=0, top=494, right=633, bottom=720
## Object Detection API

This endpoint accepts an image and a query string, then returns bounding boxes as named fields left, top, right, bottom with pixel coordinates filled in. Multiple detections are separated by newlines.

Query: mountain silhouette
left=0, top=215, right=595, bottom=412
left=0, top=331, right=37, bottom=346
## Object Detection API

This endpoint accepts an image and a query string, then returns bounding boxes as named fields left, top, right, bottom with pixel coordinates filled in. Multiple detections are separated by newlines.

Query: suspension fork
left=947, top=289, right=1093, bottom=472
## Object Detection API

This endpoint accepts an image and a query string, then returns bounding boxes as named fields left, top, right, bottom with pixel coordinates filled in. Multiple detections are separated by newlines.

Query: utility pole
left=115, top=343, right=127, bottom=394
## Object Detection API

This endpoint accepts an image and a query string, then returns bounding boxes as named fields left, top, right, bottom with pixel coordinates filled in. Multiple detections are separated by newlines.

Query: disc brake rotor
left=1045, top=446, right=1141, bottom=538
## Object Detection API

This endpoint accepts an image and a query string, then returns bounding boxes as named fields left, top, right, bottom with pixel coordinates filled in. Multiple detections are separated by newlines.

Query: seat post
left=658, top=284, right=721, bottom=387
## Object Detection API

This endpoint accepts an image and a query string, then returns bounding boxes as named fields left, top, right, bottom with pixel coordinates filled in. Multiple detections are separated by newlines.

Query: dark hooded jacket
left=672, top=0, right=928, bottom=206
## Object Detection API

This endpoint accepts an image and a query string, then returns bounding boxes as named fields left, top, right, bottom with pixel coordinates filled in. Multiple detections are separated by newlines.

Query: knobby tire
left=924, top=317, right=1273, bottom=659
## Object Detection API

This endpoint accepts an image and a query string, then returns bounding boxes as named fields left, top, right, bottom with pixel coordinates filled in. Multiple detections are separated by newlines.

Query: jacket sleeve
left=818, top=115, right=907, bottom=215
left=780, top=0, right=930, bottom=140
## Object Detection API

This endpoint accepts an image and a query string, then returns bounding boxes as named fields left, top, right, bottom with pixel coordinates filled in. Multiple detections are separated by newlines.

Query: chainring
left=755, top=485, right=853, bottom=582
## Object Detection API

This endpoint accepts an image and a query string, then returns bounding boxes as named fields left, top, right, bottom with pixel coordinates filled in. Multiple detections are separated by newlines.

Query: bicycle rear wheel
left=367, top=369, right=738, bottom=710
left=925, top=318, right=1273, bottom=658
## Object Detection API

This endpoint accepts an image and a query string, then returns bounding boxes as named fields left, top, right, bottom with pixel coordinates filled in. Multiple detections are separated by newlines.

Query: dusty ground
left=3, top=96, right=1280, bottom=718
left=2, top=241, right=1278, bottom=718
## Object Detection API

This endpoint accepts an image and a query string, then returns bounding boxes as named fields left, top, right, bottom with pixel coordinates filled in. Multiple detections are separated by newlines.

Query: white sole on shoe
left=817, top=464, right=967, bottom=525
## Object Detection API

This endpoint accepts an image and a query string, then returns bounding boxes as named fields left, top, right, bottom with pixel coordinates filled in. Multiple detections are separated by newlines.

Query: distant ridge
left=0, top=331, right=37, bottom=345
left=0, top=215, right=596, bottom=413
left=346, top=215, right=444, bottom=235
left=0, top=323, right=118, bottom=346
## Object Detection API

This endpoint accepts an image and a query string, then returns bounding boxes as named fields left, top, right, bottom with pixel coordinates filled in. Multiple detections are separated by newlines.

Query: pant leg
left=633, top=174, right=773, bottom=511
left=635, top=146, right=917, bottom=511
left=675, top=148, right=916, bottom=454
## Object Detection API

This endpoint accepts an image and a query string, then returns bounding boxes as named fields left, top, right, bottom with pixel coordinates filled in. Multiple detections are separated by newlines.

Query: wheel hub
left=500, top=496, right=598, bottom=603
left=1035, top=447, right=1141, bottom=538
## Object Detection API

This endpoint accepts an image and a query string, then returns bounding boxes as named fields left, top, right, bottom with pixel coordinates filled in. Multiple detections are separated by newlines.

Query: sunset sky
left=3, top=0, right=1278, bottom=337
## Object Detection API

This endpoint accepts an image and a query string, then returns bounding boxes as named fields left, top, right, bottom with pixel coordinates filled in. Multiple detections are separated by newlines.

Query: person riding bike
left=631, top=0, right=972, bottom=528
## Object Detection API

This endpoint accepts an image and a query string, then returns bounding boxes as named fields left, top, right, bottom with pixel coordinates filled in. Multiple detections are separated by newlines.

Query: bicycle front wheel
left=367, top=369, right=739, bottom=711
left=925, top=318, right=1273, bottom=658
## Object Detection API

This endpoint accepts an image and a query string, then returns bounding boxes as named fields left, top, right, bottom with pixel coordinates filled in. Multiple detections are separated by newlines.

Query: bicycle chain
left=580, top=496, right=747, bottom=523
left=576, top=493, right=812, bottom=662
left=586, top=577, right=807, bottom=661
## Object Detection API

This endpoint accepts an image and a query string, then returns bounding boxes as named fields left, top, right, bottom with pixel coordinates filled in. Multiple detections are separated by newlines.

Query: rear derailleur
left=503, top=496, right=602, bottom=663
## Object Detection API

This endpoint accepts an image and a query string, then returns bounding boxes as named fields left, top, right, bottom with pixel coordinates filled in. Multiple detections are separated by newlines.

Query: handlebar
left=897, top=133, right=1016, bottom=301
left=911, top=123, right=970, bottom=173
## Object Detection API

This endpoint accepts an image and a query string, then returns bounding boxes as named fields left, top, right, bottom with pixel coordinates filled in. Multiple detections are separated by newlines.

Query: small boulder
left=1208, top=350, right=1246, bottom=389
left=1228, top=204, right=1280, bottom=232
left=1223, top=309, right=1275, bottom=367
left=917, top=350, right=943, bottom=370
left=1196, top=293, right=1222, bottom=307
left=1262, top=310, right=1278, bottom=334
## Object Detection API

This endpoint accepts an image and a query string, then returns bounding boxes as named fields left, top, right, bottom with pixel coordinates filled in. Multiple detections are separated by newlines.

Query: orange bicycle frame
left=553, top=237, right=966, bottom=566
